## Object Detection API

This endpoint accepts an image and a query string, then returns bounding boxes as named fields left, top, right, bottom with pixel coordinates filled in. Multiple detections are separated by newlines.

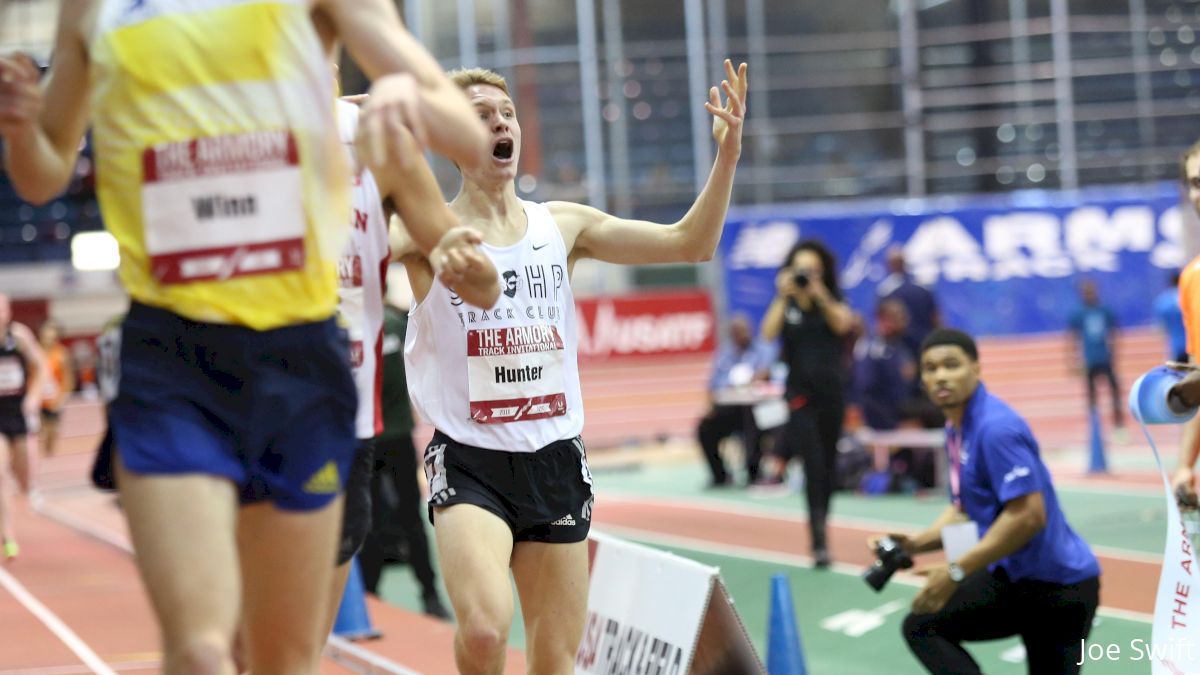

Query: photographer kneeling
left=867, top=328, right=1100, bottom=675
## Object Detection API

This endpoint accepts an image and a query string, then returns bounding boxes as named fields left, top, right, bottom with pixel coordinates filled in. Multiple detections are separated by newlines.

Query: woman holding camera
left=761, top=240, right=854, bottom=567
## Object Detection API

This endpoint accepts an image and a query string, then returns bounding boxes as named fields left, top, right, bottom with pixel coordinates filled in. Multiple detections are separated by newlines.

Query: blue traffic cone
left=1087, top=407, right=1107, bottom=474
left=333, top=556, right=382, bottom=641
left=767, top=573, right=807, bottom=675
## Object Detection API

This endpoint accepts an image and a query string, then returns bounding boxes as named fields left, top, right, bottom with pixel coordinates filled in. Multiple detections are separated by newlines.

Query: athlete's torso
left=89, top=0, right=349, bottom=330
left=406, top=200, right=583, bottom=452
left=41, top=343, right=68, bottom=407
left=0, top=331, right=27, bottom=404
left=335, top=100, right=389, bottom=439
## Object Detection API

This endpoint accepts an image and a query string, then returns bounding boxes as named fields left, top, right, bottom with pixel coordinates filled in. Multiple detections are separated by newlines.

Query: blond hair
left=448, top=67, right=510, bottom=96
left=1183, top=139, right=1200, bottom=184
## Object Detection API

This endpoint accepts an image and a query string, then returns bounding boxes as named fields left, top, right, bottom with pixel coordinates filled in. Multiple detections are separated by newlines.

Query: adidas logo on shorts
left=303, top=461, right=341, bottom=494
left=550, top=513, right=576, bottom=527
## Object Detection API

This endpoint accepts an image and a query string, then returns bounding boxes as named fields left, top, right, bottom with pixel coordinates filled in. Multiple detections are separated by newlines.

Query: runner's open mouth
left=493, top=140, right=514, bottom=160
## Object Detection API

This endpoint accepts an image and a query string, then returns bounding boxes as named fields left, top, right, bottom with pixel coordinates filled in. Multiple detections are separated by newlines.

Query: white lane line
left=0, top=659, right=159, bottom=674
left=29, top=492, right=132, bottom=554
left=324, top=636, right=421, bottom=675
left=0, top=567, right=118, bottom=675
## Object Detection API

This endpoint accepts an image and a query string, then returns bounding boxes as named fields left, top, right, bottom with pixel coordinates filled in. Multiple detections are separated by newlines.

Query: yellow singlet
left=90, top=0, right=350, bottom=330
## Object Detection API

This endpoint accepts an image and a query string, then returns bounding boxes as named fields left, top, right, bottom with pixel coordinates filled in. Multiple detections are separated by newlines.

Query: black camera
left=792, top=271, right=810, bottom=288
left=863, top=535, right=914, bottom=592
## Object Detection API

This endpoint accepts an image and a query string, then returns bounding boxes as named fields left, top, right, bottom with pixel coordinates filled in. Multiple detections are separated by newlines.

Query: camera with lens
left=792, top=270, right=810, bottom=288
left=863, top=535, right=914, bottom=592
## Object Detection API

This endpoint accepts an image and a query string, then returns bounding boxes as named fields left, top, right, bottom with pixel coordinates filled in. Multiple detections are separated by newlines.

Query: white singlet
left=336, top=100, right=389, bottom=440
left=405, top=200, right=583, bottom=452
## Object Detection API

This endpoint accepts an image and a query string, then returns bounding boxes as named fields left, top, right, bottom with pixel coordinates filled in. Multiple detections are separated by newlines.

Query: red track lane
left=0, top=498, right=160, bottom=674
left=12, top=453, right=524, bottom=674
left=0, top=567, right=92, bottom=672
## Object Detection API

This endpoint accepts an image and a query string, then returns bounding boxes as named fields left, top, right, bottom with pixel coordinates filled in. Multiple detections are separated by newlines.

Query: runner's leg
left=511, top=540, right=589, bottom=675
left=239, top=497, right=345, bottom=675
left=39, top=413, right=59, bottom=457
left=9, top=434, right=30, bottom=494
left=115, top=454, right=240, bottom=674
left=321, top=441, right=375, bottom=637
left=434, top=504, right=515, bottom=675
left=0, top=437, right=12, bottom=555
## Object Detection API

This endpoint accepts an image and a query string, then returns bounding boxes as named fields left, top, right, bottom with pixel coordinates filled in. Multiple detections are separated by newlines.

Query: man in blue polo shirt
left=1068, top=280, right=1125, bottom=437
left=869, top=328, right=1100, bottom=674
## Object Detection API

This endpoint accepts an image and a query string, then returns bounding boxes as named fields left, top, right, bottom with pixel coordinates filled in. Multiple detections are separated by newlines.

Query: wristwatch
left=947, top=562, right=965, bottom=583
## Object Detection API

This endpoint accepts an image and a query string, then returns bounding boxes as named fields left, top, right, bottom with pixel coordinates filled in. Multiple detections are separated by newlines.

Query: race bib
left=467, top=325, right=567, bottom=424
left=0, top=357, right=24, bottom=395
left=141, top=130, right=306, bottom=284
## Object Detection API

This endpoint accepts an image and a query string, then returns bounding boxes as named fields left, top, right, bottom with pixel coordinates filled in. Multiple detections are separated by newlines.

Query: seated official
left=853, top=300, right=937, bottom=489
left=697, top=315, right=776, bottom=487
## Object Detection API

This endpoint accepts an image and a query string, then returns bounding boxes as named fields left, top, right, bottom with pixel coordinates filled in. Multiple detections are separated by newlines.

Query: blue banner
left=719, top=182, right=1188, bottom=337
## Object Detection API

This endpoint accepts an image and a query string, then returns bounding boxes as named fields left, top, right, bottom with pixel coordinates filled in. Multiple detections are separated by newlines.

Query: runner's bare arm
left=374, top=128, right=499, bottom=309
left=390, top=217, right=498, bottom=309
left=314, top=0, right=486, bottom=169
left=391, top=227, right=434, bottom=304
left=1, top=2, right=92, bottom=204
left=372, top=125, right=462, bottom=255
left=554, top=61, right=746, bottom=266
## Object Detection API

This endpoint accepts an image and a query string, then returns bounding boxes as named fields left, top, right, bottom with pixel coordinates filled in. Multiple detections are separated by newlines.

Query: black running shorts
left=423, top=430, right=594, bottom=544
left=337, top=439, right=376, bottom=565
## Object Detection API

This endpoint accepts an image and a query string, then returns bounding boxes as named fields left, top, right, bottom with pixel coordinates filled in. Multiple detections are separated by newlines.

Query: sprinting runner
left=0, top=293, right=45, bottom=562
left=38, top=318, right=75, bottom=458
left=394, top=60, right=747, bottom=674
left=0, top=1, right=488, bottom=672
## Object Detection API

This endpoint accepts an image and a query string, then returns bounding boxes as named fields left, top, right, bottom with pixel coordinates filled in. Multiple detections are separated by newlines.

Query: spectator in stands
left=877, top=245, right=940, bottom=363
left=853, top=300, right=917, bottom=432
left=1067, top=280, right=1125, bottom=437
left=761, top=239, right=854, bottom=568
left=358, top=302, right=451, bottom=619
left=853, top=300, right=936, bottom=490
left=696, top=314, right=776, bottom=487
left=1154, top=270, right=1188, bottom=364
left=873, top=328, right=1100, bottom=675
left=38, top=319, right=75, bottom=457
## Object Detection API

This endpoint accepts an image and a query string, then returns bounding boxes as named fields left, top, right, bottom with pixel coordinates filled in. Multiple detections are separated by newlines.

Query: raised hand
left=706, top=59, right=747, bottom=157
left=0, top=52, right=42, bottom=138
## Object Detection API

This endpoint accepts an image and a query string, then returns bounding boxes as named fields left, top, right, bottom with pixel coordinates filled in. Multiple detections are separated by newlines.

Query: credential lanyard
left=946, top=424, right=962, bottom=508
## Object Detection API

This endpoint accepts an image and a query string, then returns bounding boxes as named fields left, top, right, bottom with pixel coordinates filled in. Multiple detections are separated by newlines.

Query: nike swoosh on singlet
left=532, top=243, right=549, bottom=251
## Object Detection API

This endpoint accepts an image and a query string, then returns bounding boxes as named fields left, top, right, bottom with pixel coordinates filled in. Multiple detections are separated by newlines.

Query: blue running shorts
left=108, top=302, right=357, bottom=511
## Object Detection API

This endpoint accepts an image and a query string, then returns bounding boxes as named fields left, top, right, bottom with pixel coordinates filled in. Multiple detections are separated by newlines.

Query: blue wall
left=719, top=182, right=1187, bottom=337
